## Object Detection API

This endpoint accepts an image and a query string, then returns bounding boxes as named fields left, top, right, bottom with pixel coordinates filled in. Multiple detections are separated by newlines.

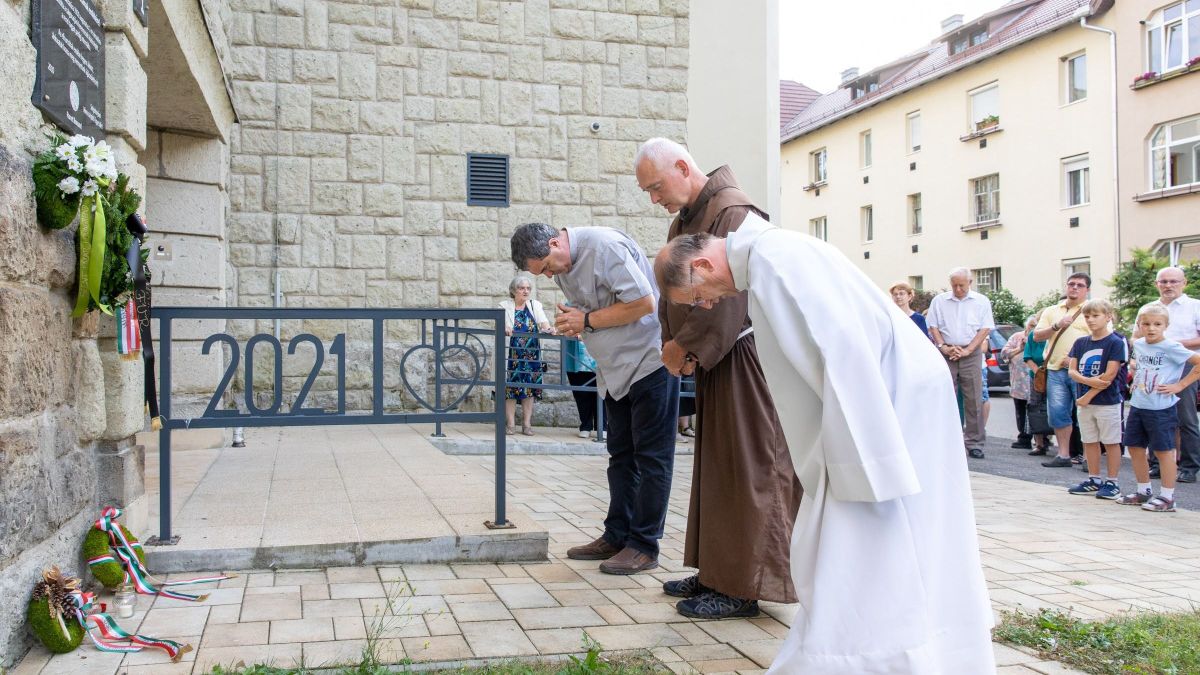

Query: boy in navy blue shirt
left=1066, top=299, right=1127, bottom=499
left=1118, top=302, right=1200, bottom=512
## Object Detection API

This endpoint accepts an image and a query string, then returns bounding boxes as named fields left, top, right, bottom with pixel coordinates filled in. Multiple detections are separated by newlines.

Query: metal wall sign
left=31, top=0, right=106, bottom=138
left=132, top=0, right=147, bottom=27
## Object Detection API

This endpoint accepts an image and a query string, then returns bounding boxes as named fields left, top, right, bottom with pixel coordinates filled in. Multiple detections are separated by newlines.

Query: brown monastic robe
left=661, top=166, right=802, bottom=603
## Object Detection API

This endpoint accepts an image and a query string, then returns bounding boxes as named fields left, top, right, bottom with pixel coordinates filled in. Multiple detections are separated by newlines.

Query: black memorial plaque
left=133, top=0, right=147, bottom=27
left=31, top=0, right=106, bottom=139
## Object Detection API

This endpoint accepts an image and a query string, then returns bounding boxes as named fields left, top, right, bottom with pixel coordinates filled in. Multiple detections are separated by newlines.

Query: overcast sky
left=779, top=0, right=1006, bottom=94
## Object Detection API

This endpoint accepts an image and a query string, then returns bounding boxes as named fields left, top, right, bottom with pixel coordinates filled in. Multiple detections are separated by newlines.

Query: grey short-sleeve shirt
left=555, top=227, right=663, bottom=400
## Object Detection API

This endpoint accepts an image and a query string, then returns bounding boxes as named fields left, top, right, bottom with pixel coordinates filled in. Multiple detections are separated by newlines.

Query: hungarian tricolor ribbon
left=116, top=298, right=141, bottom=360
left=67, top=587, right=192, bottom=662
left=88, top=507, right=233, bottom=602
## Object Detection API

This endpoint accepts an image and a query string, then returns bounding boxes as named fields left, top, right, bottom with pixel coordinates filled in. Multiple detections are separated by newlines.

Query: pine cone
left=33, top=567, right=81, bottom=617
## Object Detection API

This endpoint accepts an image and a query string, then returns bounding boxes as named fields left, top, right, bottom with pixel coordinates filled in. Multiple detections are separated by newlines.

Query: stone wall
left=224, top=0, right=689, bottom=424
left=0, top=0, right=148, bottom=664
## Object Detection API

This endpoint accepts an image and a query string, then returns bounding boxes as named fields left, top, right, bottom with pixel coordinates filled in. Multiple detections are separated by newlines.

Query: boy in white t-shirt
left=1117, top=303, right=1200, bottom=512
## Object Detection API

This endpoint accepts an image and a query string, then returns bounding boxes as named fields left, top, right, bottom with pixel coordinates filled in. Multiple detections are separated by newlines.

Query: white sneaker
left=577, top=430, right=589, bottom=438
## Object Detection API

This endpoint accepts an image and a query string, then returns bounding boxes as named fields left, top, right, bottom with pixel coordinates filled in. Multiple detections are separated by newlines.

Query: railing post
left=432, top=322, right=445, bottom=438
left=157, top=317, right=173, bottom=543
left=486, top=315, right=513, bottom=528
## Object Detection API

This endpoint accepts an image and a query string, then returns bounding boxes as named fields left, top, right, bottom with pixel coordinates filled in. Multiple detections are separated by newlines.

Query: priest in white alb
left=654, top=213, right=995, bottom=674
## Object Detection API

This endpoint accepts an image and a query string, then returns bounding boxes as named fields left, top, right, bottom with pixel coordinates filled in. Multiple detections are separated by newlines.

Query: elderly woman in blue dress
left=500, top=275, right=554, bottom=435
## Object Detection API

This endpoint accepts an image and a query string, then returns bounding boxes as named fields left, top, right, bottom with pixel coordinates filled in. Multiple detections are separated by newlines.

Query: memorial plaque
left=133, top=0, right=147, bottom=27
left=31, top=0, right=106, bottom=139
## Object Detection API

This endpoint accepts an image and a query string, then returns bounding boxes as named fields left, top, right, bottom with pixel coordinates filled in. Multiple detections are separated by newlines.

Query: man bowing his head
left=655, top=214, right=994, bottom=674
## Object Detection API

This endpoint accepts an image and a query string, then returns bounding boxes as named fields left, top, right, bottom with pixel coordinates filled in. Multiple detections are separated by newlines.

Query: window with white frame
left=861, top=205, right=874, bottom=242
left=1063, top=155, right=1090, bottom=206
left=1150, top=114, right=1200, bottom=189
left=969, top=83, right=999, bottom=127
left=908, top=193, right=922, bottom=235
left=1146, top=1, right=1200, bottom=74
left=973, top=267, right=1002, bottom=293
left=908, top=275, right=924, bottom=291
left=809, top=216, right=828, bottom=241
left=1062, top=258, right=1091, bottom=285
left=1064, top=52, right=1087, bottom=103
left=951, top=28, right=989, bottom=54
left=906, top=111, right=922, bottom=152
left=860, top=130, right=872, bottom=168
left=811, top=147, right=827, bottom=184
left=972, top=174, right=1000, bottom=223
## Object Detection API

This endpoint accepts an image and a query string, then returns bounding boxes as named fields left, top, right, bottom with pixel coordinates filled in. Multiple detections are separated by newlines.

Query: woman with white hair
left=499, top=275, right=553, bottom=435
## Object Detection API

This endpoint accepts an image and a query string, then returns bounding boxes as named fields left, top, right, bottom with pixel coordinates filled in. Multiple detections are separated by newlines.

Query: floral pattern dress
left=1003, top=330, right=1031, bottom=401
left=505, top=306, right=544, bottom=401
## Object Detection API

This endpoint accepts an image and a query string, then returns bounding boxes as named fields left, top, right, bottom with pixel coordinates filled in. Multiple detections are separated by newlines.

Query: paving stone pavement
left=20, top=423, right=1200, bottom=674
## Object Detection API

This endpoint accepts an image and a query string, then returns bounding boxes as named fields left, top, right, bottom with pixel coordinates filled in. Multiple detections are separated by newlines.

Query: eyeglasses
left=689, top=268, right=703, bottom=307
left=1157, top=279, right=1184, bottom=285
left=1066, top=282, right=1089, bottom=288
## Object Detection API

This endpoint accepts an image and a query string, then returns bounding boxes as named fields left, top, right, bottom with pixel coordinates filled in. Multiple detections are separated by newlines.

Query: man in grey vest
left=510, top=223, right=679, bottom=575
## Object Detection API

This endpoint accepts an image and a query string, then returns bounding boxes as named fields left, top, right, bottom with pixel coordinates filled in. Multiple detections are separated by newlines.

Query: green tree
left=1030, top=290, right=1064, bottom=315
left=983, top=288, right=1029, bottom=326
left=1107, top=248, right=1200, bottom=333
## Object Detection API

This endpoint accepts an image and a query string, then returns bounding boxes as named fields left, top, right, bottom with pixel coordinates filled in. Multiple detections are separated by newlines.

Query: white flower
left=80, top=179, right=98, bottom=197
left=58, top=176, right=80, bottom=195
left=67, top=134, right=92, bottom=148
left=92, top=140, right=111, bottom=160
left=54, top=143, right=75, bottom=161
left=103, top=158, right=118, bottom=181
left=66, top=156, right=82, bottom=172
left=85, top=158, right=108, bottom=178
left=82, top=145, right=98, bottom=163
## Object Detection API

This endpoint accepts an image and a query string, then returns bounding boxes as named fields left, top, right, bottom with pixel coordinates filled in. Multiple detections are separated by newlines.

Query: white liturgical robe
left=725, top=215, right=995, bottom=674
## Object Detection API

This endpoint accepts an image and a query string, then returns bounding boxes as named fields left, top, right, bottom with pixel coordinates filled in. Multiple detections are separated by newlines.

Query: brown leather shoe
left=566, top=536, right=621, bottom=560
left=598, top=546, right=659, bottom=575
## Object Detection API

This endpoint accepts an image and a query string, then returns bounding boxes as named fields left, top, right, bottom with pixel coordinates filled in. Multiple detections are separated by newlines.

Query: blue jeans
left=1046, top=368, right=1074, bottom=430
left=601, top=366, right=679, bottom=557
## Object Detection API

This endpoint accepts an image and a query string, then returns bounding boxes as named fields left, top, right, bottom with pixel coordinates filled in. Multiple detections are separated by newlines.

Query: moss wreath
left=27, top=597, right=84, bottom=653
left=27, top=567, right=85, bottom=653
left=82, top=523, right=144, bottom=589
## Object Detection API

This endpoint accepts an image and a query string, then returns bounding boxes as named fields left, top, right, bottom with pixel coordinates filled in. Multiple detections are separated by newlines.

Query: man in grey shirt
left=511, top=223, right=679, bottom=575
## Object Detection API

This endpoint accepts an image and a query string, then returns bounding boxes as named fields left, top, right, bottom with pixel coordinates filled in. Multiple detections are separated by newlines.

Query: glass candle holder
left=114, top=583, right=136, bottom=619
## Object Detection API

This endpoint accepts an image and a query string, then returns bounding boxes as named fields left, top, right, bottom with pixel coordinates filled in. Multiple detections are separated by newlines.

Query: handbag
left=1032, top=308, right=1082, bottom=394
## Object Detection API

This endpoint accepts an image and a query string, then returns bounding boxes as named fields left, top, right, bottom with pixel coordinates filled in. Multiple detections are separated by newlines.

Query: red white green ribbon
left=91, top=507, right=232, bottom=602
left=67, top=588, right=192, bottom=661
left=116, top=298, right=141, bottom=359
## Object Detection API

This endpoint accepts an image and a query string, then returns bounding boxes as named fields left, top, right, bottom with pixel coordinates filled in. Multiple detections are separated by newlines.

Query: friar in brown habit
left=634, top=138, right=802, bottom=619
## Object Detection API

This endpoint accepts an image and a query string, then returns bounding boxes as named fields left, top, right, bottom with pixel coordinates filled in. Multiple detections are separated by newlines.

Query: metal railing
left=433, top=328, right=696, bottom=442
left=149, top=307, right=510, bottom=545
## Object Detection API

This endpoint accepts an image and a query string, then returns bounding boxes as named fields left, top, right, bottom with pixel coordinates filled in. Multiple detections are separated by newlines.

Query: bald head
left=635, top=137, right=699, bottom=172
left=1155, top=265, right=1188, bottom=301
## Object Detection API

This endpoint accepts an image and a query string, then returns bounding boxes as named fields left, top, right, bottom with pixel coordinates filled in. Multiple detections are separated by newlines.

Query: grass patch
left=204, top=646, right=665, bottom=675
left=994, top=607, right=1200, bottom=674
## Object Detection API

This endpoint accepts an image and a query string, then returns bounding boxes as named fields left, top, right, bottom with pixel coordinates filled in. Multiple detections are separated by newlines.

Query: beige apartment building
left=780, top=0, right=1117, bottom=302
left=1093, top=0, right=1200, bottom=264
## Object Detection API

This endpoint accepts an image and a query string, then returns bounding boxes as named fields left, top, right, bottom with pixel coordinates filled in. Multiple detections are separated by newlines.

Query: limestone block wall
left=0, top=0, right=148, bottom=666
left=224, top=0, right=689, bottom=423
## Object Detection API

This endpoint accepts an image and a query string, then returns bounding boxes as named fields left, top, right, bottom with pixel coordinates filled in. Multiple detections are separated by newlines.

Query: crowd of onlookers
left=896, top=266, right=1200, bottom=513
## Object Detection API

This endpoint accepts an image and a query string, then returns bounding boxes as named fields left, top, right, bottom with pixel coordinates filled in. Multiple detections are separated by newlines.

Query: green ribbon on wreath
left=72, top=193, right=111, bottom=318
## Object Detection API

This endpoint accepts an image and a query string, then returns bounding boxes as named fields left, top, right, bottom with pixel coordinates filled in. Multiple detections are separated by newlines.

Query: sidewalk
left=18, top=424, right=1200, bottom=674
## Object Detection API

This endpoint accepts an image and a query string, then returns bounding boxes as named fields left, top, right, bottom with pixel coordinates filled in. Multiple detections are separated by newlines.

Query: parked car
left=985, top=323, right=1020, bottom=393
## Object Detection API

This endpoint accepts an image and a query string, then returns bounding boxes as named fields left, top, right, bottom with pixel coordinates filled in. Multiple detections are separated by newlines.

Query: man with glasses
left=633, top=138, right=800, bottom=620
left=509, top=222, right=679, bottom=575
left=1142, top=267, right=1200, bottom=482
left=1033, top=273, right=1092, bottom=468
left=928, top=268, right=996, bottom=459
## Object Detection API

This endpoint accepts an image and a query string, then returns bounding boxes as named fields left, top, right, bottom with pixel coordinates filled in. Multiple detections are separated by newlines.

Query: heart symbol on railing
left=399, top=339, right=486, bottom=412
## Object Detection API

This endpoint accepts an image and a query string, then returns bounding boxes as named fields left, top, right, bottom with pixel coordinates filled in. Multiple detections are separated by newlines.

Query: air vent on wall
left=466, top=153, right=510, bottom=207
